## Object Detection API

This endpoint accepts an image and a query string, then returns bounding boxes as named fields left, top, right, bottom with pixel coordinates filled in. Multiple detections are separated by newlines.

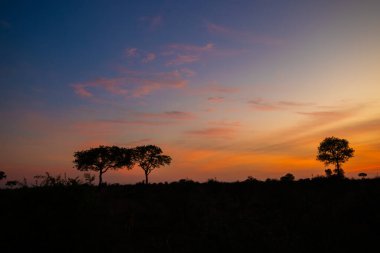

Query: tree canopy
left=317, top=137, right=354, bottom=178
left=280, top=173, right=295, bottom=182
left=133, top=145, right=172, bottom=184
left=73, top=145, right=134, bottom=186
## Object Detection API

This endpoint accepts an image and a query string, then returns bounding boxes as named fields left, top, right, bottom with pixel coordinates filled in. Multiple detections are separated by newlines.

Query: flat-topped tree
left=73, top=145, right=134, bottom=186
left=317, top=137, right=354, bottom=178
left=133, top=145, right=172, bottom=184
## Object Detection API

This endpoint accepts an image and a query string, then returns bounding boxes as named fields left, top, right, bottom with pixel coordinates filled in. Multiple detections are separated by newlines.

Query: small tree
left=73, top=145, right=134, bottom=186
left=280, top=173, right=295, bottom=182
left=5, top=180, right=18, bottom=189
left=0, top=171, right=6, bottom=181
left=325, top=168, right=333, bottom=177
left=317, top=137, right=354, bottom=178
left=358, top=172, right=367, bottom=179
left=133, top=145, right=172, bottom=184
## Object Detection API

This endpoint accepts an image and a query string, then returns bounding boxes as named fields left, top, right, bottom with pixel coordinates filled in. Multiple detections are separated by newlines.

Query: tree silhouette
left=133, top=145, right=172, bottom=184
left=325, top=168, right=333, bottom=177
left=73, top=145, right=134, bottom=186
left=358, top=172, right=367, bottom=179
left=280, top=173, right=295, bottom=182
left=5, top=180, right=18, bottom=188
left=317, top=137, right=354, bottom=178
left=0, top=171, right=6, bottom=181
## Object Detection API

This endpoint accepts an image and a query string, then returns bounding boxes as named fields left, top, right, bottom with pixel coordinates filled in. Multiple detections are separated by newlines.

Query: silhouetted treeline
left=1, top=178, right=380, bottom=252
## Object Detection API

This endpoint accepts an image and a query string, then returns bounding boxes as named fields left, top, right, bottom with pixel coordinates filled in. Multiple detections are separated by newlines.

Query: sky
left=1, top=0, right=380, bottom=184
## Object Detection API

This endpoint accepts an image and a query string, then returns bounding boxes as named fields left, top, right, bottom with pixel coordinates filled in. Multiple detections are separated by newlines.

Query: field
left=1, top=179, right=380, bottom=252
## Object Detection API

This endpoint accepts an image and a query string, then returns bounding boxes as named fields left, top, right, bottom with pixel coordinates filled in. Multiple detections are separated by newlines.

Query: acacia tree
left=316, top=137, right=354, bottom=178
left=73, top=145, right=134, bottom=186
left=133, top=145, right=172, bottom=184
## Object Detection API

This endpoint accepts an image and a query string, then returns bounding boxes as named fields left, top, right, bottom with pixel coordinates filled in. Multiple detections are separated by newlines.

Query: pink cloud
left=208, top=96, right=224, bottom=103
left=166, top=55, right=200, bottom=65
left=73, top=84, right=93, bottom=98
left=164, top=43, right=215, bottom=66
left=142, top=53, right=156, bottom=63
left=72, top=70, right=188, bottom=99
left=125, top=48, right=156, bottom=64
left=134, top=78, right=186, bottom=97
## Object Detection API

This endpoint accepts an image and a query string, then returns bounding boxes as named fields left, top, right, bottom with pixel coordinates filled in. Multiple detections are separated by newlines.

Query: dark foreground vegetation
left=1, top=178, right=380, bottom=253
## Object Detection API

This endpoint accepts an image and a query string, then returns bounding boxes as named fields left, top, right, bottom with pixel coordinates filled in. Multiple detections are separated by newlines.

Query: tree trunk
left=336, top=161, right=341, bottom=178
left=98, top=170, right=103, bottom=187
left=145, top=171, right=149, bottom=184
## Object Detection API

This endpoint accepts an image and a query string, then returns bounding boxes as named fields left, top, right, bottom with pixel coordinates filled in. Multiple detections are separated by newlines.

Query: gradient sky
left=1, top=0, right=380, bottom=184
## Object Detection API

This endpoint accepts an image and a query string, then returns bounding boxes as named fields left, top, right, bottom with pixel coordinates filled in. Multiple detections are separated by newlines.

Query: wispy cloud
left=164, top=43, right=214, bottom=66
left=248, top=98, right=278, bottom=111
left=249, top=98, right=314, bottom=111
left=297, top=111, right=349, bottom=118
left=142, top=53, right=156, bottom=63
left=248, top=104, right=366, bottom=155
left=167, top=55, right=200, bottom=66
left=208, top=120, right=241, bottom=127
left=185, top=127, right=237, bottom=138
left=206, top=22, right=284, bottom=46
left=138, top=111, right=196, bottom=120
left=74, top=119, right=178, bottom=131
left=72, top=70, right=187, bottom=99
left=278, top=101, right=314, bottom=107
left=208, top=96, right=224, bottom=103
left=73, top=84, right=94, bottom=98
left=125, top=48, right=156, bottom=64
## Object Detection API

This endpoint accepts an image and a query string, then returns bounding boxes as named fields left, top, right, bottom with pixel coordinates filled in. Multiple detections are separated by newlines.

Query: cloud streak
left=208, top=96, right=224, bottom=103
left=125, top=48, right=156, bottom=64
left=164, top=43, right=214, bottom=66
left=185, top=127, right=237, bottom=138
left=166, top=55, right=200, bottom=66
left=72, top=70, right=187, bottom=99
left=138, top=111, right=196, bottom=120
left=249, top=98, right=314, bottom=111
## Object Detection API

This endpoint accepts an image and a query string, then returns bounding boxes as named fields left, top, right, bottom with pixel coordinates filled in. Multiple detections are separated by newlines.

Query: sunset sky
left=1, top=0, right=380, bottom=183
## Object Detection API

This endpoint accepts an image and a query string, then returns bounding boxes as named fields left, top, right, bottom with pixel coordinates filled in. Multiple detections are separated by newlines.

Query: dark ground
left=1, top=178, right=380, bottom=252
